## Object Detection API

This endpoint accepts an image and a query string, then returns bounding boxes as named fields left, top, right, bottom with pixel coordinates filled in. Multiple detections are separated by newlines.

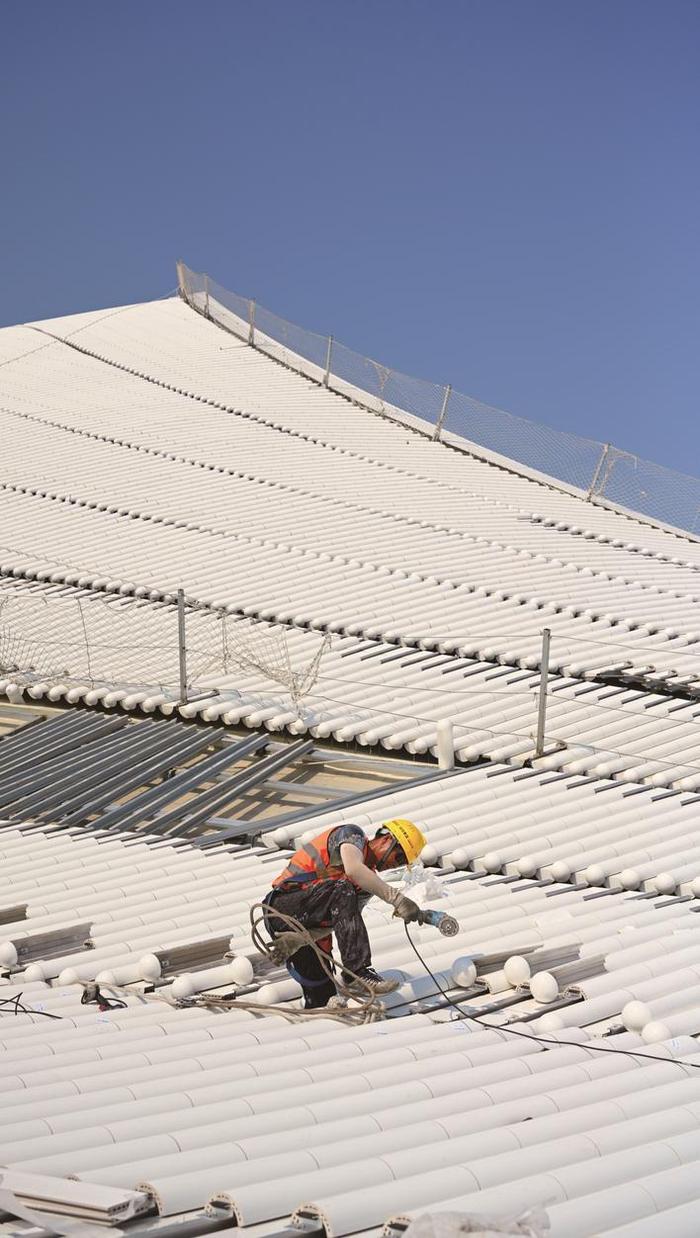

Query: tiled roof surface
left=0, top=300, right=699, bottom=678
left=2, top=779, right=700, bottom=1236
left=4, top=574, right=700, bottom=788
left=2, top=296, right=700, bottom=785
left=2, top=293, right=700, bottom=1236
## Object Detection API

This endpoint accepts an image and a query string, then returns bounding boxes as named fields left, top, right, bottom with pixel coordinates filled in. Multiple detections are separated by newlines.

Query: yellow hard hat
left=382, top=818, right=426, bottom=866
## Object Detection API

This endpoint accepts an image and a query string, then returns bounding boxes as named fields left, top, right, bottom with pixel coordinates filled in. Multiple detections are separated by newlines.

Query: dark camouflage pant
left=264, top=879, right=372, bottom=1008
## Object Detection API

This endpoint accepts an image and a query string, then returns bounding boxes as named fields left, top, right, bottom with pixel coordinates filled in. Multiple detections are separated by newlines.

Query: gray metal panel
left=3, top=720, right=167, bottom=815
left=0, top=715, right=130, bottom=788
left=96, top=733, right=269, bottom=833
left=54, top=728, right=220, bottom=825
left=0, top=903, right=27, bottom=925
left=0, top=711, right=102, bottom=775
left=0, top=710, right=73, bottom=758
left=156, top=738, right=315, bottom=837
left=0, top=718, right=154, bottom=802
left=9, top=922, right=93, bottom=967
left=197, top=765, right=462, bottom=847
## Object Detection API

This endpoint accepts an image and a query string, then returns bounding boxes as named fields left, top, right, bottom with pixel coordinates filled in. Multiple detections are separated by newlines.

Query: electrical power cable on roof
left=0, top=993, right=62, bottom=1019
left=402, top=922, right=700, bottom=1076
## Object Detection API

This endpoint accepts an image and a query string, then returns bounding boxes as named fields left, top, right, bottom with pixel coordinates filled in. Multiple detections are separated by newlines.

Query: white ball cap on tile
left=228, top=956, right=254, bottom=985
left=504, top=955, right=531, bottom=986
left=550, top=860, right=571, bottom=881
left=482, top=851, right=502, bottom=873
left=139, top=953, right=162, bottom=981
left=583, top=864, right=606, bottom=886
left=642, top=1020, right=672, bottom=1044
left=451, top=957, right=477, bottom=988
left=517, top=855, right=539, bottom=878
left=57, top=968, right=81, bottom=986
left=23, top=962, right=49, bottom=983
left=530, top=971, right=559, bottom=1004
left=622, top=1000, right=651, bottom=1031
left=172, top=974, right=196, bottom=999
left=0, top=942, right=18, bottom=967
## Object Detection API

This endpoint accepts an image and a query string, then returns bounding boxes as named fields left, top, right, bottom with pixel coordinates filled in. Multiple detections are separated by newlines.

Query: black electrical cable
left=80, top=983, right=127, bottom=1012
left=403, top=922, right=700, bottom=1075
left=0, top=992, right=62, bottom=1019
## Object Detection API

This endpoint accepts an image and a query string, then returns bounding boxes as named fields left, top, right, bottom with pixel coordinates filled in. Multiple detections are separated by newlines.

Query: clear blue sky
left=2, top=1, right=698, bottom=471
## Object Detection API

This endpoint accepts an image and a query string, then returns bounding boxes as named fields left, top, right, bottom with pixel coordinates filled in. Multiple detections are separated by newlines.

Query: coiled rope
left=186, top=903, right=386, bottom=1025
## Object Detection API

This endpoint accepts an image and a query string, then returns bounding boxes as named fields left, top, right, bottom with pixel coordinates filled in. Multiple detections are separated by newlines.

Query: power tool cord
left=403, top=922, right=700, bottom=1076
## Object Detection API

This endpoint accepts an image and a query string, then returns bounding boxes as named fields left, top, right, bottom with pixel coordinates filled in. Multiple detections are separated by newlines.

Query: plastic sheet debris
left=404, top=1207, right=550, bottom=1238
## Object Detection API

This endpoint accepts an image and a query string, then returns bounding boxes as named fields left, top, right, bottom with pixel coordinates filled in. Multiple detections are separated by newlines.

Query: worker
left=263, top=818, right=426, bottom=1008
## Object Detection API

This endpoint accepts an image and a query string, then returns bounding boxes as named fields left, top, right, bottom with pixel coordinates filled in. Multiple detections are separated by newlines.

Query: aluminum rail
left=0, top=711, right=122, bottom=778
left=96, top=732, right=270, bottom=833
left=0, top=708, right=77, bottom=763
left=1, top=719, right=167, bottom=814
left=0, top=718, right=154, bottom=802
left=0, top=719, right=149, bottom=814
left=156, top=738, right=315, bottom=837
left=3, top=720, right=194, bottom=818
left=56, top=727, right=220, bottom=826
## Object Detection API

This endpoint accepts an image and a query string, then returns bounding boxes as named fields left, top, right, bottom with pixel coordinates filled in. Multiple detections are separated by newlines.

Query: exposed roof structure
left=2, top=278, right=700, bottom=1237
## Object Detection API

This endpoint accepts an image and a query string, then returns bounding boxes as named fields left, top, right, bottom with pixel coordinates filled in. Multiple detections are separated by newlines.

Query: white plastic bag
left=404, top=1207, right=550, bottom=1238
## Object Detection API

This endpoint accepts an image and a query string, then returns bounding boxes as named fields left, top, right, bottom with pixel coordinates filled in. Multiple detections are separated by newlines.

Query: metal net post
left=177, top=589, right=188, bottom=705
left=432, top=384, right=452, bottom=442
left=534, top=628, right=551, bottom=758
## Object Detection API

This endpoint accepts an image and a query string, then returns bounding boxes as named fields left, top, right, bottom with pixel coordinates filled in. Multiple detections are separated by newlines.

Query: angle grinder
left=415, top=908, right=460, bottom=936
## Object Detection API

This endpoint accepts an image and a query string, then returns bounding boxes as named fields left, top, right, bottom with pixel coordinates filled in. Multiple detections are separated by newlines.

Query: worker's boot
left=344, top=965, right=400, bottom=997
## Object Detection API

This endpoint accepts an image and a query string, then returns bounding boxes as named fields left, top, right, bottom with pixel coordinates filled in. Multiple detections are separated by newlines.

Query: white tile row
left=1, top=299, right=700, bottom=697
left=4, top=578, right=700, bottom=787
left=1, top=813, right=700, bottom=1235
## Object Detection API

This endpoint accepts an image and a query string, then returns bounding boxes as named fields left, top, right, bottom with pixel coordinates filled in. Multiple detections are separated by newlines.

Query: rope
left=184, top=902, right=388, bottom=1025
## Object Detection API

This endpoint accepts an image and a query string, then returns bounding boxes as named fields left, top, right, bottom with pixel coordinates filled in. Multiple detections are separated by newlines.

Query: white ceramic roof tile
left=1, top=300, right=700, bottom=703
left=1, top=813, right=700, bottom=1234
left=3, top=293, right=700, bottom=1235
left=4, top=578, right=700, bottom=788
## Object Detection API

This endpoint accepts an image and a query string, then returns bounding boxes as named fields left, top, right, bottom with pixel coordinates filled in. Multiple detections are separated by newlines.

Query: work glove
left=391, top=893, right=421, bottom=923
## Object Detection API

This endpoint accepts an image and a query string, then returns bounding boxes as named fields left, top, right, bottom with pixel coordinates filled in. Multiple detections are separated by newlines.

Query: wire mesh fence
left=7, top=583, right=700, bottom=786
left=0, top=590, right=184, bottom=693
left=177, top=261, right=700, bottom=537
left=0, top=585, right=332, bottom=711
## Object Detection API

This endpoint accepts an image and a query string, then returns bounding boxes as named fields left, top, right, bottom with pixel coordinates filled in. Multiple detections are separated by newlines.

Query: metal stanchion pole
left=248, top=300, right=256, bottom=346
left=534, top=627, right=551, bottom=758
left=176, top=259, right=186, bottom=300
left=586, top=443, right=610, bottom=501
left=432, top=384, right=452, bottom=442
left=177, top=589, right=188, bottom=705
left=323, top=335, right=334, bottom=388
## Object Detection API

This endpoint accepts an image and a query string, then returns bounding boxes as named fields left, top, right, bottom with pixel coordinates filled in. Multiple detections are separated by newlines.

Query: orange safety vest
left=272, top=826, right=372, bottom=891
